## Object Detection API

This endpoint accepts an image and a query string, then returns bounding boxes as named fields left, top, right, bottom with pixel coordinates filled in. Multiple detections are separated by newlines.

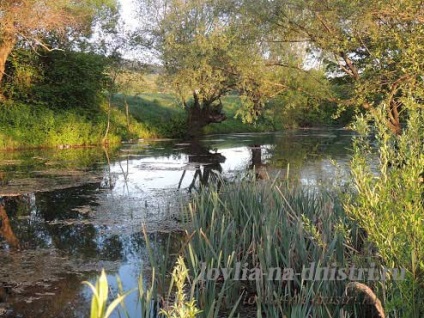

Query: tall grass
left=88, top=179, right=398, bottom=317
left=177, top=179, right=370, bottom=317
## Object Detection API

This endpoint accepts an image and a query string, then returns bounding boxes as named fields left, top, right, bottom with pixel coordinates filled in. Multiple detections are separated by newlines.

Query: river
left=0, top=129, right=354, bottom=317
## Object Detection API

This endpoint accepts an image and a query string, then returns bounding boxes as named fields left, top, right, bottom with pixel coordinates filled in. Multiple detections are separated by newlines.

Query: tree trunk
left=124, top=97, right=130, bottom=132
left=0, top=36, right=16, bottom=97
left=387, top=101, right=402, bottom=135
left=337, top=51, right=404, bottom=135
left=103, top=95, right=112, bottom=143
left=186, top=92, right=226, bottom=138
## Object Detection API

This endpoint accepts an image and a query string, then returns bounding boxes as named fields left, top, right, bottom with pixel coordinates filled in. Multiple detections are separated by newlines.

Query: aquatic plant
left=83, top=270, right=131, bottom=318
left=172, top=178, right=378, bottom=317
left=160, top=256, right=201, bottom=318
left=87, top=177, right=401, bottom=317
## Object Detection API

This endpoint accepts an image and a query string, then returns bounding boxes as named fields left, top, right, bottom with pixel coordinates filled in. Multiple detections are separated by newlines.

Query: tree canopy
left=0, top=0, right=117, bottom=91
left=2, top=0, right=423, bottom=137
left=138, top=0, right=333, bottom=136
left=245, top=0, right=424, bottom=133
left=134, top=0, right=424, bottom=135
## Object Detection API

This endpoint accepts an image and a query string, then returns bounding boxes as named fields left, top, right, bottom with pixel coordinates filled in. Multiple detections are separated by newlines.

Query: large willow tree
left=148, top=0, right=267, bottom=136
left=139, top=0, right=424, bottom=135
left=139, top=0, right=313, bottom=137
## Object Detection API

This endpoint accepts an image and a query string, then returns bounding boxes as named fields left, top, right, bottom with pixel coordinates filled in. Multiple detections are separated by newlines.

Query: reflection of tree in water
left=1, top=272, right=90, bottom=318
left=0, top=198, right=20, bottom=249
left=177, top=143, right=226, bottom=192
left=0, top=184, right=184, bottom=265
left=249, top=144, right=268, bottom=180
left=0, top=185, right=122, bottom=260
left=262, top=133, right=353, bottom=181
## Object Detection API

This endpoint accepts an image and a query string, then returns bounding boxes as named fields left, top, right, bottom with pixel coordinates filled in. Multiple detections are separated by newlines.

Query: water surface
left=0, top=129, right=354, bottom=317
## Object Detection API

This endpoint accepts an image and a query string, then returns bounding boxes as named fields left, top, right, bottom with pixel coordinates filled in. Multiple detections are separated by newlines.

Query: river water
left=0, top=129, right=354, bottom=317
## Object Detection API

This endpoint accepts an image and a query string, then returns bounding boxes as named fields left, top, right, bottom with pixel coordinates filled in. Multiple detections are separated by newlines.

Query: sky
left=119, top=0, right=140, bottom=31
left=114, top=0, right=160, bottom=62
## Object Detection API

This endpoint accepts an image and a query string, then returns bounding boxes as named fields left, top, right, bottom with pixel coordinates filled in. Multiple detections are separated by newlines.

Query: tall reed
left=174, top=178, right=377, bottom=317
left=88, top=179, right=394, bottom=317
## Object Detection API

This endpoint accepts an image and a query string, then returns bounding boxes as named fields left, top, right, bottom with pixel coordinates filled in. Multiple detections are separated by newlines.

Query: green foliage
left=137, top=0, right=353, bottom=131
left=34, top=51, right=109, bottom=114
left=112, top=93, right=187, bottom=138
left=265, top=96, right=354, bottom=129
left=0, top=0, right=118, bottom=89
left=249, top=0, right=424, bottom=132
left=2, top=50, right=42, bottom=102
left=85, top=179, right=382, bottom=317
left=203, top=95, right=274, bottom=134
left=0, top=101, right=99, bottom=148
left=136, top=268, right=159, bottom=318
left=114, top=92, right=279, bottom=137
left=0, top=49, right=155, bottom=148
left=345, top=102, right=424, bottom=316
left=3, top=49, right=112, bottom=112
left=263, top=70, right=355, bottom=128
left=0, top=100, right=148, bottom=149
left=146, top=0, right=297, bottom=125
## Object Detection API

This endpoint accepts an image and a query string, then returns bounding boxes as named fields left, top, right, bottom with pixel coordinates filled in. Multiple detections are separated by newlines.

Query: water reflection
left=0, top=185, right=183, bottom=260
left=177, top=142, right=225, bottom=192
left=249, top=145, right=268, bottom=179
left=0, top=200, right=20, bottom=249
left=0, top=129, right=355, bottom=317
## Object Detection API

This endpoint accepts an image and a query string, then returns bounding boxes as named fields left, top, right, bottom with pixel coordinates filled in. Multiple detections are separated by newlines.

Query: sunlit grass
left=0, top=100, right=151, bottom=149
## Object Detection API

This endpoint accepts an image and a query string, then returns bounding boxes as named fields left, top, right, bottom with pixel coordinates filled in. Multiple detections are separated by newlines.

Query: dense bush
left=345, top=103, right=424, bottom=316
left=34, top=51, right=109, bottom=114
left=3, top=49, right=108, bottom=113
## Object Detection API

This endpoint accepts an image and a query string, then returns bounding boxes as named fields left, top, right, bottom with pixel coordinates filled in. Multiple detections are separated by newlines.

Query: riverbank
left=113, top=92, right=349, bottom=136
left=0, top=92, right=348, bottom=150
left=0, top=100, right=149, bottom=150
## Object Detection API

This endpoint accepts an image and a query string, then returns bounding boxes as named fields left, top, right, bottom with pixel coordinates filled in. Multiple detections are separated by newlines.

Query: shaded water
left=0, top=129, right=354, bottom=317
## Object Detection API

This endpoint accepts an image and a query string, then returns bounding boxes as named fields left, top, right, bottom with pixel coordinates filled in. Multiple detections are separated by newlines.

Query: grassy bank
left=0, top=90, right=349, bottom=150
left=112, top=93, right=188, bottom=138
left=0, top=100, right=150, bottom=150
left=0, top=93, right=267, bottom=150
left=112, top=91, right=349, bottom=138
left=112, top=93, right=276, bottom=138
left=0, top=49, right=162, bottom=150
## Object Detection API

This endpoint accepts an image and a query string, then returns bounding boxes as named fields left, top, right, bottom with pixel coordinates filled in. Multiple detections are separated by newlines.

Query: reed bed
left=140, top=179, right=386, bottom=318
left=91, top=179, right=397, bottom=317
